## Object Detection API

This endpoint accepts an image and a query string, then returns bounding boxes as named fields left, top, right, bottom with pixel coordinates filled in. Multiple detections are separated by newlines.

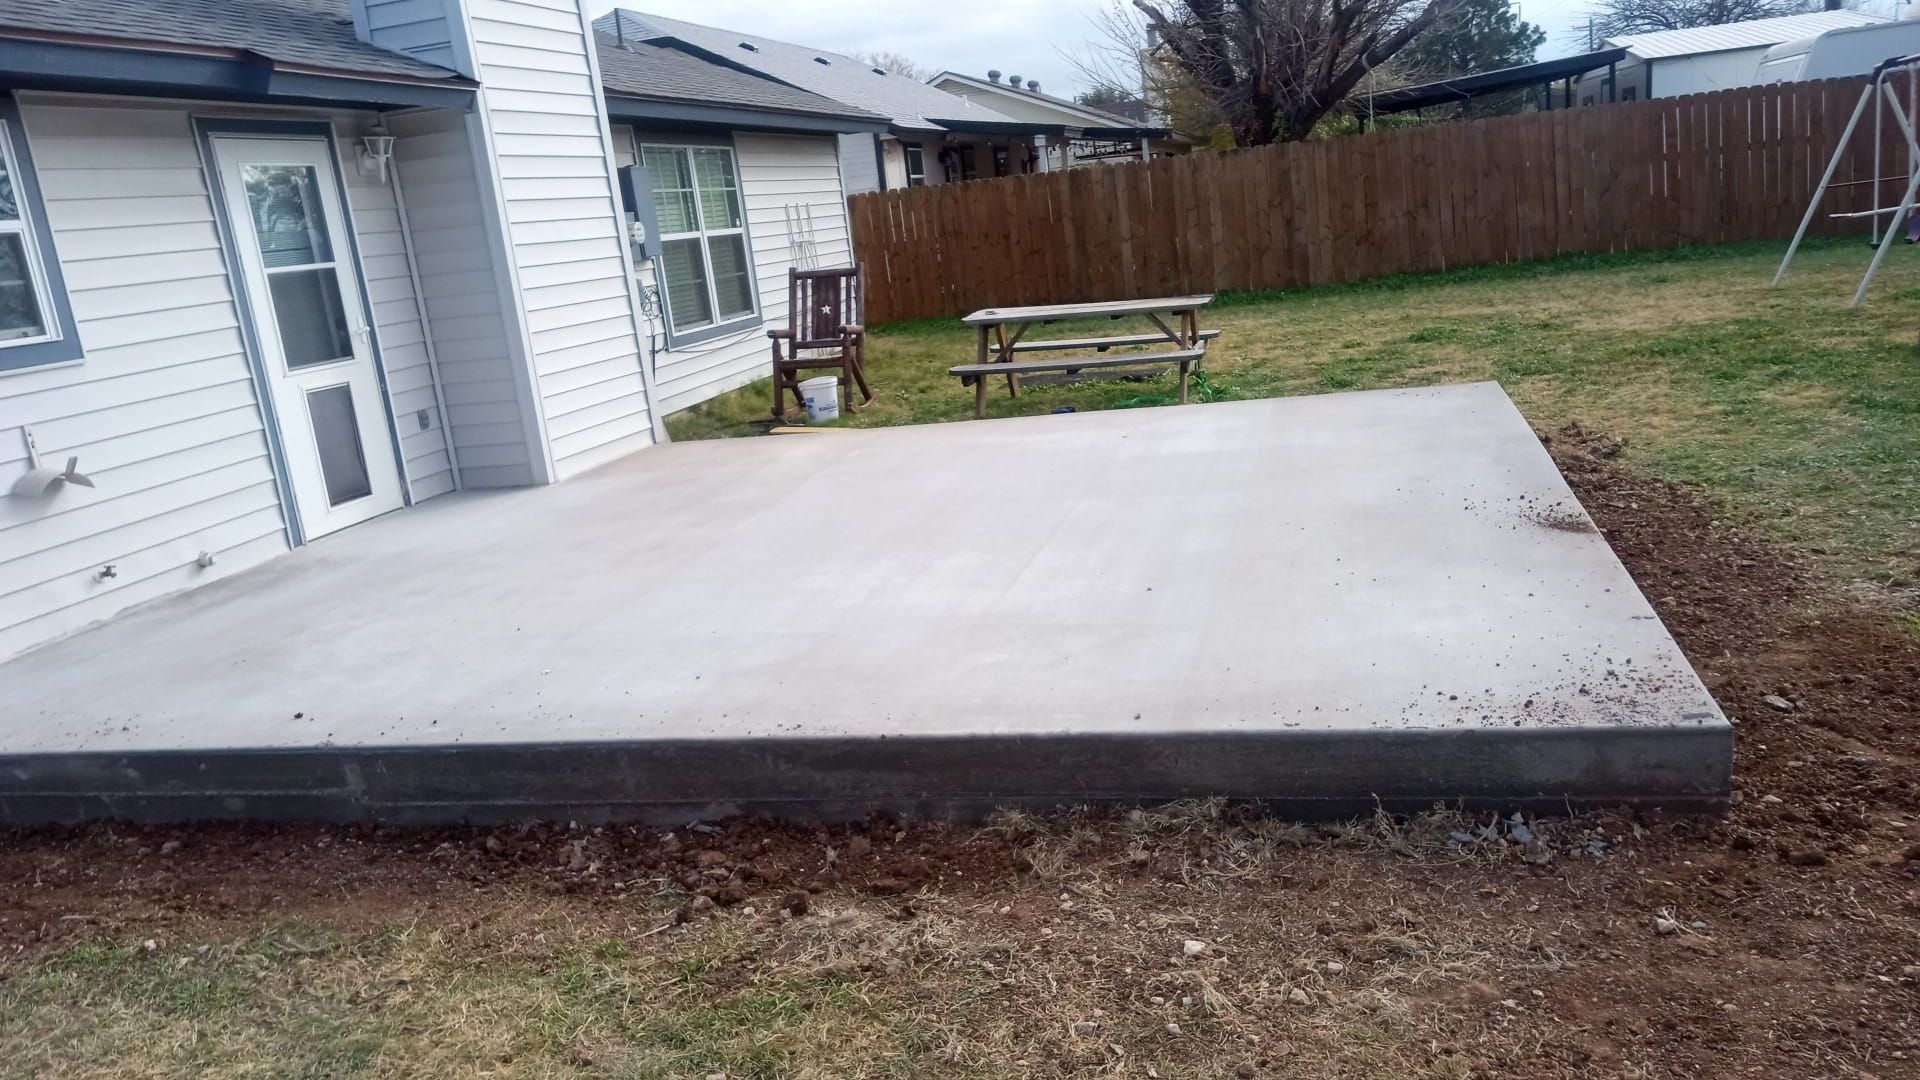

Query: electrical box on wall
left=617, top=164, right=655, bottom=264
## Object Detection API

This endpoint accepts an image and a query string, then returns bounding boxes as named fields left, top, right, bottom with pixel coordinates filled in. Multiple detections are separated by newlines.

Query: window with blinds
left=640, top=143, right=757, bottom=342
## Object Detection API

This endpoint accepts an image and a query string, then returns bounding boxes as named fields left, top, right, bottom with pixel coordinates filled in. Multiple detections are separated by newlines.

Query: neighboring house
left=927, top=71, right=1184, bottom=167
left=592, top=36, right=884, bottom=412
left=0, top=0, right=880, bottom=659
left=1573, top=10, right=1884, bottom=103
left=595, top=9, right=1063, bottom=195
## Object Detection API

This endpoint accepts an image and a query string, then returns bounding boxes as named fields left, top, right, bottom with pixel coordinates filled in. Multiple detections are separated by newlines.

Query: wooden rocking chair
left=769, top=266, right=874, bottom=419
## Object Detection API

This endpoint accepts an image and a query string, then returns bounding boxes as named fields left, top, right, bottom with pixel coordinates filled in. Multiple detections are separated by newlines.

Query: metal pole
left=1773, top=82, right=1875, bottom=287
left=1851, top=162, right=1920, bottom=305
left=1608, top=61, right=1618, bottom=104
left=1873, top=70, right=1884, bottom=245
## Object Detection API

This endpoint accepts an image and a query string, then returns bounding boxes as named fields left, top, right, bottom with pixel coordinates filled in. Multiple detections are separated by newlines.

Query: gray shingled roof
left=0, top=0, right=461, bottom=81
left=598, top=9, right=1038, bottom=133
left=595, top=35, right=884, bottom=121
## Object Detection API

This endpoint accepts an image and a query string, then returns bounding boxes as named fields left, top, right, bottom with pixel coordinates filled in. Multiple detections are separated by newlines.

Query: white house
left=594, top=9, right=1067, bottom=195
left=1574, top=9, right=1885, bottom=103
left=927, top=70, right=1186, bottom=168
left=0, top=0, right=883, bottom=659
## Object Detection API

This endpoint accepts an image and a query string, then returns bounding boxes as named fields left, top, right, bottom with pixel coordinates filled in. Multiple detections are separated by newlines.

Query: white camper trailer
left=1757, top=14, right=1920, bottom=84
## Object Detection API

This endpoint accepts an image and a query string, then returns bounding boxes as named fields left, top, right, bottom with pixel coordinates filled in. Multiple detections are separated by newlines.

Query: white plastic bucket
left=800, top=376, right=840, bottom=423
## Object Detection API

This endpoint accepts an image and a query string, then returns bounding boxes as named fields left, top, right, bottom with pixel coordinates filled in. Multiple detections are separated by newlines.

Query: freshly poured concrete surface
left=0, top=383, right=1731, bottom=822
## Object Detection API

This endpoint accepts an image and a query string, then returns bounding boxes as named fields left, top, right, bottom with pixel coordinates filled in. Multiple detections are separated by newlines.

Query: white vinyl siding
left=614, top=129, right=852, bottom=414
left=470, top=0, right=654, bottom=478
left=389, top=108, right=533, bottom=488
left=334, top=117, right=455, bottom=501
left=0, top=97, right=443, bottom=660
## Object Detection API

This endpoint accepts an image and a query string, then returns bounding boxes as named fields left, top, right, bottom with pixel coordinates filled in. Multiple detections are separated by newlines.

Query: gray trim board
left=605, top=95, right=887, bottom=135
left=0, top=94, right=82, bottom=372
left=0, top=725, right=1733, bottom=825
left=0, top=37, right=476, bottom=109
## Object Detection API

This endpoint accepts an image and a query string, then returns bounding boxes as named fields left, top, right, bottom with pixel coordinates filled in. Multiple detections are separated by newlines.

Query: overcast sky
left=586, top=0, right=1906, bottom=98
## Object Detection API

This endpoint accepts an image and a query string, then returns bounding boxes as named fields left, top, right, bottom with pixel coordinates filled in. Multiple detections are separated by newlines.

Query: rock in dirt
left=1784, top=848, right=1830, bottom=867
left=866, top=877, right=909, bottom=896
left=1182, top=939, right=1210, bottom=958
left=1654, top=915, right=1681, bottom=935
left=1288, top=987, right=1311, bottom=1006
left=1764, top=695, right=1796, bottom=713
left=1236, top=1064, right=1257, bottom=1079
left=158, top=840, right=181, bottom=856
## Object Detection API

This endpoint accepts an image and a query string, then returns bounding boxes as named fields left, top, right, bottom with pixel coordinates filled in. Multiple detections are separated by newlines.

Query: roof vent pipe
left=987, top=69, right=1001, bottom=83
left=1008, top=75, right=1023, bottom=88
left=1027, top=80, right=1040, bottom=93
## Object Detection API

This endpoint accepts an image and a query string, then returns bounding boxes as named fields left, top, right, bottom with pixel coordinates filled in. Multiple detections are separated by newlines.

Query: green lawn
left=668, top=239, right=1920, bottom=590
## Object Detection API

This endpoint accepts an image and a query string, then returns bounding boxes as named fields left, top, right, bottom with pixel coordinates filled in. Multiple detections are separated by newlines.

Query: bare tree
left=1585, top=0, right=1814, bottom=37
left=1064, top=8, right=1237, bottom=143
left=856, top=50, right=932, bottom=80
left=1114, top=0, right=1470, bottom=145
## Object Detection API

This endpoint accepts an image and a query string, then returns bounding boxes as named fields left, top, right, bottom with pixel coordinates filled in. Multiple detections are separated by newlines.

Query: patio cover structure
left=1361, top=48, right=1630, bottom=122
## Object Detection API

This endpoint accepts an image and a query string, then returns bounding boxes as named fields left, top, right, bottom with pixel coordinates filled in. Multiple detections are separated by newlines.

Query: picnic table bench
left=950, top=295, right=1217, bottom=419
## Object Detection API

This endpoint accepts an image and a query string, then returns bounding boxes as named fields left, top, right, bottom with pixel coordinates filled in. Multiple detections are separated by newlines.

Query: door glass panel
left=660, top=237, right=713, bottom=331
left=0, top=233, right=47, bottom=340
left=306, top=384, right=373, bottom=506
left=707, top=233, right=753, bottom=321
left=269, top=268, right=354, bottom=369
left=242, top=165, right=334, bottom=268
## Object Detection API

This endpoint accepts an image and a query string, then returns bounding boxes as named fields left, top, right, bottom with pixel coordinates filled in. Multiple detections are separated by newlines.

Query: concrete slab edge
left=0, top=725, right=1733, bottom=825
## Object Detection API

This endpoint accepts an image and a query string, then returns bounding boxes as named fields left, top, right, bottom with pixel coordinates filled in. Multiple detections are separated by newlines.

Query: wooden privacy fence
left=850, top=77, right=1899, bottom=323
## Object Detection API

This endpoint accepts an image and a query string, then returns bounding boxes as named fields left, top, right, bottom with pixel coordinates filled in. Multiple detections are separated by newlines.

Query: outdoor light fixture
left=359, top=119, right=395, bottom=183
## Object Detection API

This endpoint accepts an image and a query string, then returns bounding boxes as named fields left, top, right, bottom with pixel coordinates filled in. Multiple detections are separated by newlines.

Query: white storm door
left=213, top=135, right=402, bottom=540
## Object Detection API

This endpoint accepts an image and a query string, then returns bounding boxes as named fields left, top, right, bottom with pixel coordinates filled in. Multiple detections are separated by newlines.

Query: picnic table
left=950, top=295, right=1218, bottom=418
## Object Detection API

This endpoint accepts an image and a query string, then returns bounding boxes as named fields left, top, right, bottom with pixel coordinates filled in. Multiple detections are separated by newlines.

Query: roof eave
left=931, top=70, right=1147, bottom=128
left=604, top=94, right=888, bottom=135
left=0, top=33, right=474, bottom=108
left=923, top=118, right=1070, bottom=137
left=1077, top=125, right=1170, bottom=140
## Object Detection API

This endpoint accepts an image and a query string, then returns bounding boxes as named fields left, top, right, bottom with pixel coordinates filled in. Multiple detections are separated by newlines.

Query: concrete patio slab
left=0, top=382, right=1731, bottom=823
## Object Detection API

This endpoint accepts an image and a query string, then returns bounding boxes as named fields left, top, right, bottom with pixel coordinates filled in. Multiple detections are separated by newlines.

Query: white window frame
left=904, top=144, right=926, bottom=187
left=0, top=118, right=64, bottom=354
left=639, top=141, right=759, bottom=345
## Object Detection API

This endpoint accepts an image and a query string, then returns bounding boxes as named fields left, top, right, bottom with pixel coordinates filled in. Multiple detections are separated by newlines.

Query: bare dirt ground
left=3, top=429, right=1918, bottom=1079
